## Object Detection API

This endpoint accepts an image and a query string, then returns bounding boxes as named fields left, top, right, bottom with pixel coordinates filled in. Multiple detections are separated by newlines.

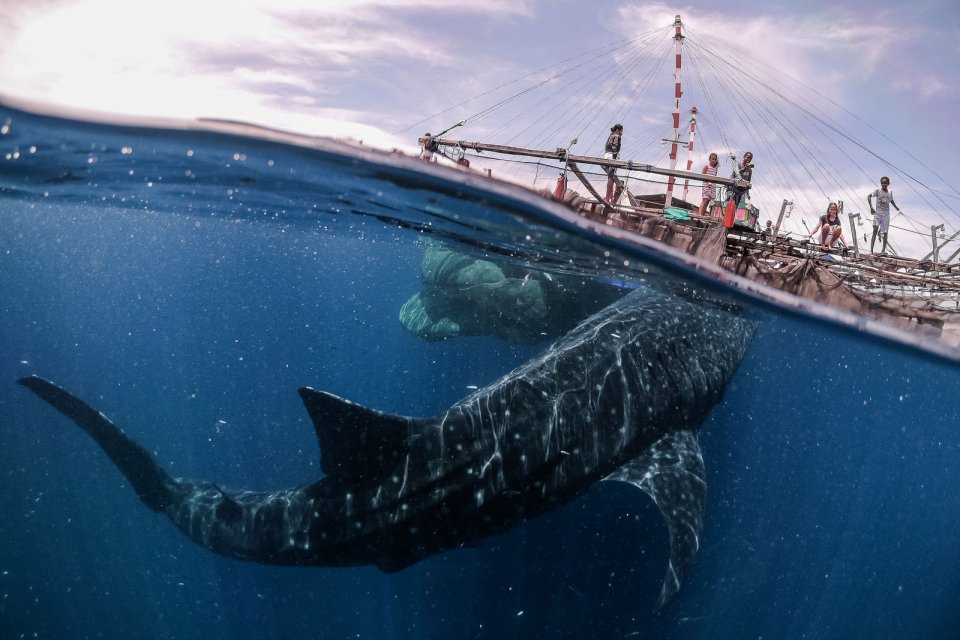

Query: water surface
left=1, top=105, right=958, bottom=640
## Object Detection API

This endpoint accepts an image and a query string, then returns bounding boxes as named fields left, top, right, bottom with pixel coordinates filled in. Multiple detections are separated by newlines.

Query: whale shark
left=18, top=285, right=753, bottom=608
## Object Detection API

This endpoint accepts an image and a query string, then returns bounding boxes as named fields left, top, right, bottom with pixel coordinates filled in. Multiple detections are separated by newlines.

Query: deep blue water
left=1, top=105, right=959, bottom=640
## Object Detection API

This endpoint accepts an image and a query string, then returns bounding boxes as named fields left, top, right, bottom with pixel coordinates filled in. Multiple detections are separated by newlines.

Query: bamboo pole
left=565, top=161, right=606, bottom=204
left=419, top=137, right=745, bottom=188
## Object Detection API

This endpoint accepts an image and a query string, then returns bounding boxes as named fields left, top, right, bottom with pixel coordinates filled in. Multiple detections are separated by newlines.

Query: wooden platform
left=572, top=197, right=960, bottom=345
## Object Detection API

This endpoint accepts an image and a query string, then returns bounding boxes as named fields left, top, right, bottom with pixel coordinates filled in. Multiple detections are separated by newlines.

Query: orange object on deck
left=723, top=199, right=736, bottom=228
left=553, top=174, right=567, bottom=199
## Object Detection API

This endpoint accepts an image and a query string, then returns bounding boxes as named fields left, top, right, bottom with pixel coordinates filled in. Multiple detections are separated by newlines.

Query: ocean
left=1, top=104, right=958, bottom=640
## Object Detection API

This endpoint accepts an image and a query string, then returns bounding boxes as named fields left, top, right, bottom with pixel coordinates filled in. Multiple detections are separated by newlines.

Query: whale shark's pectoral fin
left=603, top=429, right=706, bottom=609
left=298, top=387, right=414, bottom=483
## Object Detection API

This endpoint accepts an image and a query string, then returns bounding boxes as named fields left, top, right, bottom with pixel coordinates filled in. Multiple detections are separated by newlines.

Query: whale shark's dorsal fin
left=298, top=387, right=412, bottom=483
left=603, top=429, right=706, bottom=610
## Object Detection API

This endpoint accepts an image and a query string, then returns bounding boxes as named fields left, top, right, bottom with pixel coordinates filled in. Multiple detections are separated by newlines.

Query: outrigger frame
left=418, top=135, right=747, bottom=196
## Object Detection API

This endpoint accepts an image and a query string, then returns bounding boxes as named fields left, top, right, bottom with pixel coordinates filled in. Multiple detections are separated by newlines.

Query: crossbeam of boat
left=420, top=136, right=746, bottom=188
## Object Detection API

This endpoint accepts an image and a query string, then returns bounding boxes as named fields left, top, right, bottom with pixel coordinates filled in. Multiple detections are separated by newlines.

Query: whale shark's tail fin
left=17, top=375, right=176, bottom=512
left=604, top=429, right=706, bottom=610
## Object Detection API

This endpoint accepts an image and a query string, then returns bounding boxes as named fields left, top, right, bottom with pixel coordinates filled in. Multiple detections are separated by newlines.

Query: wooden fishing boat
left=414, top=15, right=960, bottom=344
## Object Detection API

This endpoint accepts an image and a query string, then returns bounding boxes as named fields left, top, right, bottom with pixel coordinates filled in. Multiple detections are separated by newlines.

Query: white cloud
left=611, top=3, right=937, bottom=102
left=0, top=0, right=536, bottom=147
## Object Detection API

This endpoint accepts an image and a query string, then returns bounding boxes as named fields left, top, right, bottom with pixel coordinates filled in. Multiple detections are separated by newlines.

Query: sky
left=1, top=0, right=958, bottom=257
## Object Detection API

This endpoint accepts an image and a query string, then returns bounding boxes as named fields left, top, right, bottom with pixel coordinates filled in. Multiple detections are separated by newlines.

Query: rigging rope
left=410, top=19, right=957, bottom=256
left=684, top=26, right=957, bottom=231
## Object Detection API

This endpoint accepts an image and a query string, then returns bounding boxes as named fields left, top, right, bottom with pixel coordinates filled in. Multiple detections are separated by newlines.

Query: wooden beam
left=920, top=229, right=960, bottom=262
left=420, top=136, right=745, bottom=188
left=566, top=161, right=606, bottom=204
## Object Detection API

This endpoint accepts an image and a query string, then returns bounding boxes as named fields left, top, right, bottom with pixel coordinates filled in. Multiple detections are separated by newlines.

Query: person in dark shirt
left=603, top=124, right=624, bottom=204
left=731, top=151, right=753, bottom=207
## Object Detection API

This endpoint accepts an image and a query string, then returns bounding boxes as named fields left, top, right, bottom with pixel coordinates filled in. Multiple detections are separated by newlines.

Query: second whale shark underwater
left=20, top=284, right=753, bottom=608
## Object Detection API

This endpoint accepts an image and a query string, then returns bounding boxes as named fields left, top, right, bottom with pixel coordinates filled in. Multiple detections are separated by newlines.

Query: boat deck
left=572, top=198, right=960, bottom=345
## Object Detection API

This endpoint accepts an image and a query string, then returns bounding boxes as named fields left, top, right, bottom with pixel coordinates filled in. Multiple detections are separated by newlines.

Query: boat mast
left=681, top=106, right=697, bottom=203
left=665, top=14, right=684, bottom=209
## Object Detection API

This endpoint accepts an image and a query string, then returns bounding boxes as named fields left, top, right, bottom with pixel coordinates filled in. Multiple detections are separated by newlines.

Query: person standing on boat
left=731, top=151, right=753, bottom=207
left=698, top=152, right=719, bottom=216
left=603, top=124, right=624, bottom=204
left=809, top=202, right=843, bottom=250
left=420, top=133, right=438, bottom=162
left=867, top=176, right=900, bottom=253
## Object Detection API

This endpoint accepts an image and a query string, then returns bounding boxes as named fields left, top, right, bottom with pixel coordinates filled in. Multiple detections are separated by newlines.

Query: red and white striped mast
left=665, top=14, right=684, bottom=209
left=681, top=105, right=698, bottom=203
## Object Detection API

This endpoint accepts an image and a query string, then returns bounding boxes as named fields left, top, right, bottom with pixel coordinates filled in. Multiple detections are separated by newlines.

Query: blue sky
left=1, top=0, right=958, bottom=256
